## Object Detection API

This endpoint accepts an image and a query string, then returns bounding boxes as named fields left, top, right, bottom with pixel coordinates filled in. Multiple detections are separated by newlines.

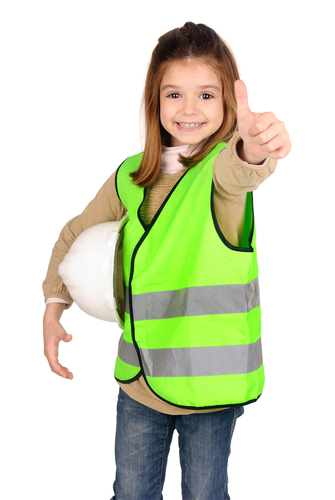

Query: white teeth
left=178, top=122, right=203, bottom=128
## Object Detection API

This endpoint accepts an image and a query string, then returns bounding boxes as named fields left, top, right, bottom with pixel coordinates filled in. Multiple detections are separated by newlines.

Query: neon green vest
left=114, top=142, right=264, bottom=410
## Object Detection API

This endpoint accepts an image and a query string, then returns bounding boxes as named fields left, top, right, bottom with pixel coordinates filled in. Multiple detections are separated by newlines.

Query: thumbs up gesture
left=234, top=80, right=291, bottom=164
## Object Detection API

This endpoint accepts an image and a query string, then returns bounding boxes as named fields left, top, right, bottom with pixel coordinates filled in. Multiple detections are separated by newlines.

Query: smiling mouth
left=177, top=122, right=204, bottom=129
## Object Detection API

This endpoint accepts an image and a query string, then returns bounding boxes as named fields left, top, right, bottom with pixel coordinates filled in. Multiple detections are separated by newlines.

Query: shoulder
left=115, top=152, right=144, bottom=207
left=116, top=152, right=143, bottom=176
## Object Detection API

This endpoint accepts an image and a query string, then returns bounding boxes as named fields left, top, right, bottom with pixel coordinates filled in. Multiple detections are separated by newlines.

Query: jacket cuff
left=44, top=292, right=73, bottom=308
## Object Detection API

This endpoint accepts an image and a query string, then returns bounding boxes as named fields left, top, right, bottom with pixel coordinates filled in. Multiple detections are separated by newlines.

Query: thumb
left=234, top=79, right=253, bottom=122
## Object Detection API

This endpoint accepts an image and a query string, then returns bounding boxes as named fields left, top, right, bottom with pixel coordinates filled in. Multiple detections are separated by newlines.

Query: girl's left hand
left=234, top=79, right=292, bottom=164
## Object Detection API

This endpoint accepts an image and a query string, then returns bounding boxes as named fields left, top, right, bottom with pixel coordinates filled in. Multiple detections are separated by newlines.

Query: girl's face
left=160, top=59, right=223, bottom=147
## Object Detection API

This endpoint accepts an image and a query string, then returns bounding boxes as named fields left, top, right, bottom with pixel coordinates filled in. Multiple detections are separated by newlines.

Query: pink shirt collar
left=161, top=144, right=195, bottom=174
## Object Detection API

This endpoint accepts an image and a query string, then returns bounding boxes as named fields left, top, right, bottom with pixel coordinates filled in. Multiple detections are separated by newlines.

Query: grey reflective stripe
left=118, top=337, right=262, bottom=377
left=125, top=278, right=260, bottom=321
left=117, top=336, right=140, bottom=367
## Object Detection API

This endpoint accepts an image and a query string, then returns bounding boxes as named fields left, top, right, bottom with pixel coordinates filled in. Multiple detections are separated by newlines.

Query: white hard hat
left=58, top=215, right=128, bottom=328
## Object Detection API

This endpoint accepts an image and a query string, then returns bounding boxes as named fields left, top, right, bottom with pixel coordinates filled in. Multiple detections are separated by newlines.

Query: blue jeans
left=110, top=388, right=244, bottom=500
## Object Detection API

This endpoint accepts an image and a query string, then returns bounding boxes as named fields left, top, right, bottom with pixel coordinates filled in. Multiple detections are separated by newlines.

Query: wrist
left=236, top=140, right=266, bottom=165
left=44, top=302, right=66, bottom=325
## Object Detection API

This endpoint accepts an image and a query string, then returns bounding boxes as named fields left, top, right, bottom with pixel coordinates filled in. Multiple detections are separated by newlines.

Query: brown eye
left=200, top=93, right=213, bottom=100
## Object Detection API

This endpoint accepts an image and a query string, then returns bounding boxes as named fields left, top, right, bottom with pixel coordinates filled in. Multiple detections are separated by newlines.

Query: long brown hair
left=131, top=22, right=240, bottom=187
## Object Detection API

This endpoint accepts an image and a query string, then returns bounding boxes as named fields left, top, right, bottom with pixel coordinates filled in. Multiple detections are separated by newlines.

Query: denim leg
left=176, top=406, right=244, bottom=500
left=111, top=389, right=175, bottom=500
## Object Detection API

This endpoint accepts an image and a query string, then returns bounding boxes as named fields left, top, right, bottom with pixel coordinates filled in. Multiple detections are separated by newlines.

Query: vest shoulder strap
left=115, top=153, right=143, bottom=209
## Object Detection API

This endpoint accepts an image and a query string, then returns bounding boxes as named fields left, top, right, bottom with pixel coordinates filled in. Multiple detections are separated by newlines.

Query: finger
left=268, top=142, right=292, bottom=160
left=52, top=361, right=73, bottom=379
left=234, top=79, right=251, bottom=118
left=47, top=351, right=73, bottom=379
left=248, top=112, right=278, bottom=138
left=259, top=132, right=290, bottom=155
left=44, top=338, right=73, bottom=379
left=62, top=334, right=73, bottom=342
left=250, top=121, right=286, bottom=146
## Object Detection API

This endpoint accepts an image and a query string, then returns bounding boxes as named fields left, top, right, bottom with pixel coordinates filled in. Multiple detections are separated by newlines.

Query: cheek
left=159, top=98, right=165, bottom=118
left=159, top=107, right=166, bottom=127
left=213, top=104, right=224, bottom=126
left=160, top=102, right=172, bottom=128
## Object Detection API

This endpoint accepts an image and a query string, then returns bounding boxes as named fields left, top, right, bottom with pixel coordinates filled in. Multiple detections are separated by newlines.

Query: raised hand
left=234, top=79, right=291, bottom=164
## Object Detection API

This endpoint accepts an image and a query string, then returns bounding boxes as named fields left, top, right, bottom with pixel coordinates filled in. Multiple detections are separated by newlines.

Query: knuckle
left=261, top=144, right=271, bottom=153
left=278, top=121, right=284, bottom=132
left=255, top=122, right=264, bottom=132
left=264, top=111, right=275, bottom=121
left=261, top=139, right=270, bottom=148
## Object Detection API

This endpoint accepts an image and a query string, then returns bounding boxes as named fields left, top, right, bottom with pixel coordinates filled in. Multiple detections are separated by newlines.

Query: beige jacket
left=43, top=131, right=277, bottom=414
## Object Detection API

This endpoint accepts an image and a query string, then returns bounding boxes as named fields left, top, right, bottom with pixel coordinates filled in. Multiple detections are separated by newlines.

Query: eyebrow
left=161, top=84, right=221, bottom=92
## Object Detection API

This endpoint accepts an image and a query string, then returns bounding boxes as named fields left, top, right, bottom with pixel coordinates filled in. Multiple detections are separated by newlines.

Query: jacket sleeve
left=212, top=131, right=278, bottom=247
left=42, top=170, right=127, bottom=306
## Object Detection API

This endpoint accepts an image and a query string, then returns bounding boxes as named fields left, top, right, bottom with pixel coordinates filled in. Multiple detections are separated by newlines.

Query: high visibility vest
left=114, top=142, right=264, bottom=410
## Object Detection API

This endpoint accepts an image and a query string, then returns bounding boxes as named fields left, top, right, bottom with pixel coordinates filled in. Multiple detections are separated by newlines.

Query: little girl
left=43, top=22, right=291, bottom=500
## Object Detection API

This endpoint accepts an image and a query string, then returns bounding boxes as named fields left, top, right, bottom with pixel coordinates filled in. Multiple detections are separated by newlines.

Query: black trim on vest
left=125, top=169, right=191, bottom=394
left=141, top=373, right=262, bottom=409
left=120, top=155, right=261, bottom=410
left=145, top=169, right=190, bottom=230
left=115, top=370, right=262, bottom=408
left=114, top=159, right=128, bottom=204
left=211, top=181, right=254, bottom=253
left=115, top=373, right=142, bottom=384
left=137, top=187, right=148, bottom=230
left=249, top=191, right=255, bottom=248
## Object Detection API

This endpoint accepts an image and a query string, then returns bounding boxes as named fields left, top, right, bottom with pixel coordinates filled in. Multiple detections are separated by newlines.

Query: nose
left=181, top=97, right=198, bottom=116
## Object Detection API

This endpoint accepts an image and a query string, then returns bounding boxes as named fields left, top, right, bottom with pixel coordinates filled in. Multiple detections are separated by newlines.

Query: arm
left=213, top=132, right=278, bottom=247
left=42, top=170, right=127, bottom=379
left=213, top=131, right=278, bottom=198
left=212, top=80, right=291, bottom=247
left=214, top=78, right=291, bottom=199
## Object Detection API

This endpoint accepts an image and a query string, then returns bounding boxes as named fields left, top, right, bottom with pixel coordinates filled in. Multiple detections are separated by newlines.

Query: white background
left=1, top=1, right=334, bottom=499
